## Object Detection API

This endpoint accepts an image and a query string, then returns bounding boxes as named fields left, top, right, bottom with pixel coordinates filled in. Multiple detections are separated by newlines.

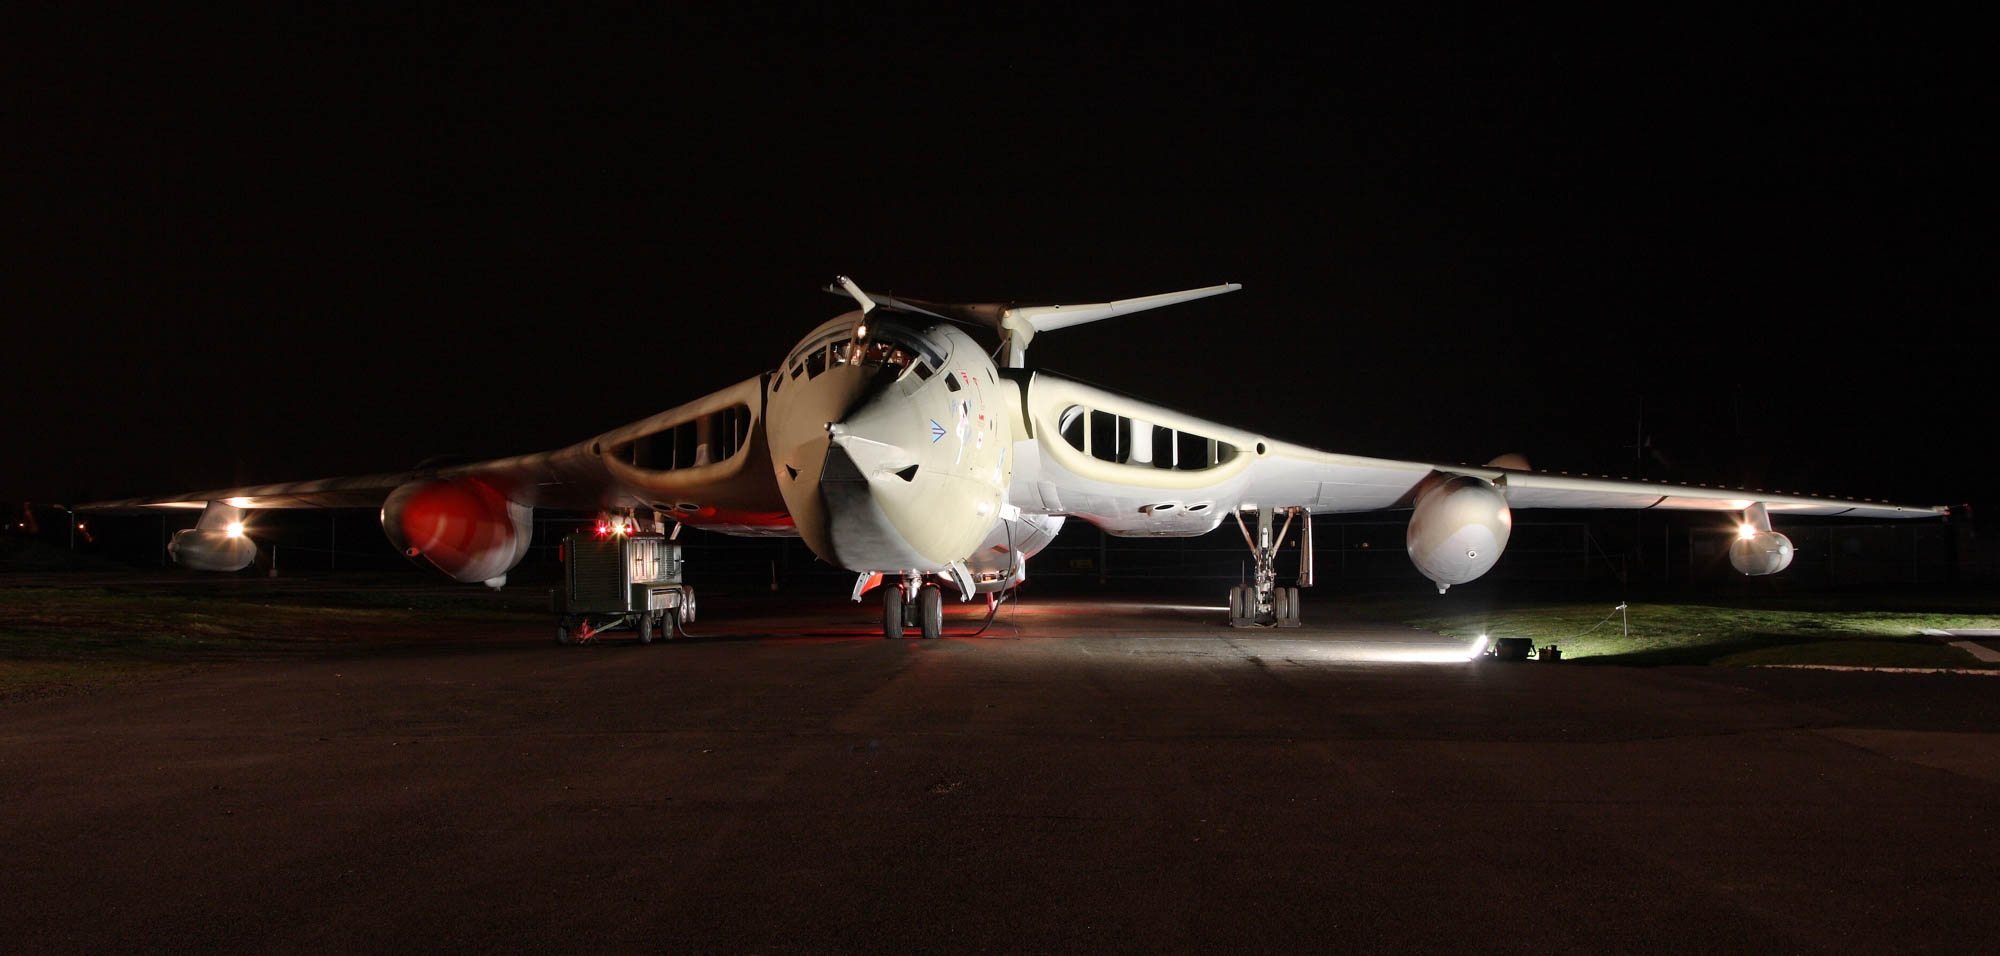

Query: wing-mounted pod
left=1406, top=473, right=1513, bottom=593
left=167, top=501, right=257, bottom=572
left=1729, top=502, right=1795, bottom=576
left=381, top=478, right=532, bottom=588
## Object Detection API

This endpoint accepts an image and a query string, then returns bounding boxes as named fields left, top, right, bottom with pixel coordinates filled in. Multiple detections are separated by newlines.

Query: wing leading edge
left=1004, top=370, right=1945, bottom=535
left=80, top=374, right=796, bottom=535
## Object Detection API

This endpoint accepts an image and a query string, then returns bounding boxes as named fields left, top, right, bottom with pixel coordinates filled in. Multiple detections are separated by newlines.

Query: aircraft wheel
left=883, top=585, right=904, bottom=638
left=918, top=585, right=943, bottom=640
left=1286, top=587, right=1302, bottom=625
left=1273, top=587, right=1290, bottom=625
left=1227, top=586, right=1245, bottom=624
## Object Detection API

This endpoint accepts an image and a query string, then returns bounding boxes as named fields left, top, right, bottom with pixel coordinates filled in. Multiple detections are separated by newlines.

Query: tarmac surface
left=4, top=591, right=1999, bottom=953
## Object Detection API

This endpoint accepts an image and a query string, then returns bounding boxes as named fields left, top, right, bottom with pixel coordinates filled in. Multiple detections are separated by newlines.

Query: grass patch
left=1356, top=596, right=2000, bottom=668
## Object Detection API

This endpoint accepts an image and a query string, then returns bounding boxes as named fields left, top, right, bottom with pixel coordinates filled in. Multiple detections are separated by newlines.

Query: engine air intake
left=1055, top=405, right=1237, bottom=470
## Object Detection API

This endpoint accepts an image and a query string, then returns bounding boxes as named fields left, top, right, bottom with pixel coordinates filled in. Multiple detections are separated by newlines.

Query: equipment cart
left=553, top=531, right=694, bottom=644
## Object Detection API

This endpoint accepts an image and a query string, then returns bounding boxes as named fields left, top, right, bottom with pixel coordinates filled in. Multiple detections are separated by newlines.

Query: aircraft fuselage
left=764, top=314, right=1028, bottom=584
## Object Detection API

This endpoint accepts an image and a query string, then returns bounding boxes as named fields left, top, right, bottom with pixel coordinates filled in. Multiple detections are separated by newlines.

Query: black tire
left=883, top=585, right=904, bottom=638
left=1227, top=586, right=1244, bottom=623
left=556, top=624, right=574, bottom=645
left=1273, top=587, right=1290, bottom=625
left=918, top=585, right=943, bottom=639
left=637, top=613, right=655, bottom=644
left=681, top=590, right=696, bottom=625
left=1287, top=587, right=1302, bottom=624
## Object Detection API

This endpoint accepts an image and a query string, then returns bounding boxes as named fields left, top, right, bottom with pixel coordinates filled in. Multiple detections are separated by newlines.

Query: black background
left=9, top=8, right=1989, bottom=513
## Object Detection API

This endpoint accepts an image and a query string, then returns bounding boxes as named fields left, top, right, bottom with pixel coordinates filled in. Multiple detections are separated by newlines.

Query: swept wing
left=1005, top=370, right=1943, bottom=534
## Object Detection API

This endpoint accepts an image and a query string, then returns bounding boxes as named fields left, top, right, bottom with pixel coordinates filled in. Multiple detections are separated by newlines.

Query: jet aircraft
left=82, top=278, right=1947, bottom=638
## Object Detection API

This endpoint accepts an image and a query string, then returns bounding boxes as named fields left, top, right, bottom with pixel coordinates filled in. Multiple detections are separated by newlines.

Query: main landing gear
left=882, top=574, right=944, bottom=639
left=1228, top=505, right=1311, bottom=628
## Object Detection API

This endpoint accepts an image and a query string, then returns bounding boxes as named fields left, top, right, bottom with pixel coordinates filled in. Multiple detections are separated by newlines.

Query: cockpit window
left=861, top=340, right=910, bottom=370
left=909, top=361, right=932, bottom=381
left=786, top=320, right=947, bottom=382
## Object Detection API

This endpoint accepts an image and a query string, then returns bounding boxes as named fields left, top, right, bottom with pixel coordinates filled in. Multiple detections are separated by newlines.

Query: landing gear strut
left=1228, top=505, right=1309, bottom=627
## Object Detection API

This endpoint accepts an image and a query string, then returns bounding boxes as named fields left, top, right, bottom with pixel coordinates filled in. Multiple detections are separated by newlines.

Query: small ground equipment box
left=553, top=531, right=694, bottom=644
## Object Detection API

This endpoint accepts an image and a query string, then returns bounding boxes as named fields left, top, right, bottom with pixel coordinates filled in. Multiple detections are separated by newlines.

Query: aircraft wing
left=1004, top=370, right=1945, bottom=534
left=79, top=374, right=796, bottom=535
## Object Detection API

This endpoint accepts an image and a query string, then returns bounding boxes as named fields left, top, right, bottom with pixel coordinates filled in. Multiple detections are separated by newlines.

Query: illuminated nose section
left=826, top=427, right=918, bottom=481
left=819, top=386, right=940, bottom=571
left=818, top=373, right=1011, bottom=573
left=820, top=442, right=935, bottom=571
left=767, top=318, right=1009, bottom=574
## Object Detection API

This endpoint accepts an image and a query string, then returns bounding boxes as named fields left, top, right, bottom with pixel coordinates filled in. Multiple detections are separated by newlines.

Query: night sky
left=10, top=9, right=1989, bottom=515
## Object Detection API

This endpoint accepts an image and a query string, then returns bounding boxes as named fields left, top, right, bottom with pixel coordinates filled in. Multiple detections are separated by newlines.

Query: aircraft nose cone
left=819, top=437, right=931, bottom=571
left=827, top=427, right=917, bottom=483
left=827, top=384, right=921, bottom=484
left=815, top=381, right=939, bottom=571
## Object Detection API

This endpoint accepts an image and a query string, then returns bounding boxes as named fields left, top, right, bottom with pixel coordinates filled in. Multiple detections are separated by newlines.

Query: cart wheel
left=681, top=590, right=697, bottom=625
left=637, top=613, right=655, bottom=645
left=556, top=624, right=574, bottom=645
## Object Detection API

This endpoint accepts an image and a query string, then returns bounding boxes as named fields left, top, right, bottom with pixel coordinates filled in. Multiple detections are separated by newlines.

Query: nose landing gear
left=880, top=573, right=945, bottom=639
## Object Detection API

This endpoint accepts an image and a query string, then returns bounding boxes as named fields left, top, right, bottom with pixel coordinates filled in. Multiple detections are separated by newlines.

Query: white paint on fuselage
left=765, top=315, right=1013, bottom=573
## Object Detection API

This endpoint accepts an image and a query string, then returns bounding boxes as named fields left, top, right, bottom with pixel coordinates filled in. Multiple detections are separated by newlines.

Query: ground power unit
left=553, top=531, right=694, bottom=644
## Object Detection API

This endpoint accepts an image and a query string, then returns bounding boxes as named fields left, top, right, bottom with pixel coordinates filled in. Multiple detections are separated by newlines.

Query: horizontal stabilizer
left=1010, top=283, right=1241, bottom=333
left=826, top=279, right=1239, bottom=367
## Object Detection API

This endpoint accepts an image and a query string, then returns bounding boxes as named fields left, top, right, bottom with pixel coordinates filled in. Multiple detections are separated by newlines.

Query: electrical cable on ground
left=1561, top=602, right=1630, bottom=640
